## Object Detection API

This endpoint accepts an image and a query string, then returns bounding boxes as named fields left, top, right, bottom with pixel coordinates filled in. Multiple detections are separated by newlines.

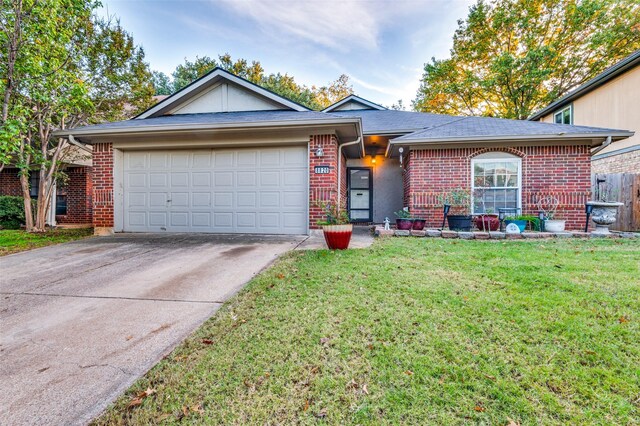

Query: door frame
left=347, top=167, right=373, bottom=223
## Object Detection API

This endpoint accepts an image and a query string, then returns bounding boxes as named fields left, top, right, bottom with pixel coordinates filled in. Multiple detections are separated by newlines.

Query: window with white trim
left=471, top=152, right=521, bottom=214
left=553, top=105, right=572, bottom=124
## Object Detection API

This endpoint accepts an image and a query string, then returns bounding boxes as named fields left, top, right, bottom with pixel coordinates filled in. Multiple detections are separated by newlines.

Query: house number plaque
left=314, top=166, right=331, bottom=174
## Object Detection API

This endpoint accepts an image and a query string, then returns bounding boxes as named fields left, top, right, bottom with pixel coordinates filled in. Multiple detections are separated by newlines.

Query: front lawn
left=96, top=239, right=639, bottom=425
left=0, top=228, right=93, bottom=256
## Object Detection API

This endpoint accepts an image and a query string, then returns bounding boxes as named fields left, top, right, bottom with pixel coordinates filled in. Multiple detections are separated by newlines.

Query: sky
left=98, top=0, right=476, bottom=108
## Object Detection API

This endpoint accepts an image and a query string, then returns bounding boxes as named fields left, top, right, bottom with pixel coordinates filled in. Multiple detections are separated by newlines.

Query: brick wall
left=92, top=143, right=114, bottom=228
left=55, top=167, right=93, bottom=224
left=309, top=134, right=339, bottom=229
left=407, top=145, right=591, bottom=230
left=0, top=168, right=22, bottom=196
left=592, top=149, right=640, bottom=174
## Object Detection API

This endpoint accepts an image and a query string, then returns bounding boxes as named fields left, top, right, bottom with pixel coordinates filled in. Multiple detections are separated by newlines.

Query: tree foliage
left=0, top=0, right=154, bottom=231
left=413, top=0, right=640, bottom=119
left=153, top=53, right=353, bottom=110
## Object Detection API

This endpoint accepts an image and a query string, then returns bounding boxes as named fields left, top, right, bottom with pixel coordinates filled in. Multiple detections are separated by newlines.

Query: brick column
left=92, top=142, right=114, bottom=233
left=309, top=134, right=339, bottom=229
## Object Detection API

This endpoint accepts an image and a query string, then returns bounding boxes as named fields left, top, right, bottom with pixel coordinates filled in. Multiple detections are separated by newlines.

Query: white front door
left=122, top=147, right=308, bottom=234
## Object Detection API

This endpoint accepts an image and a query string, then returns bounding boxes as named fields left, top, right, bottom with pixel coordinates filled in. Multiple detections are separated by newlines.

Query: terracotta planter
left=412, top=219, right=426, bottom=230
left=396, top=218, right=414, bottom=230
left=322, top=224, right=353, bottom=250
left=474, top=215, right=500, bottom=231
left=586, top=201, right=624, bottom=234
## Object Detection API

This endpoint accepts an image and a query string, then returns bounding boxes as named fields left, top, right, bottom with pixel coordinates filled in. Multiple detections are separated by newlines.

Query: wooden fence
left=592, top=173, right=640, bottom=232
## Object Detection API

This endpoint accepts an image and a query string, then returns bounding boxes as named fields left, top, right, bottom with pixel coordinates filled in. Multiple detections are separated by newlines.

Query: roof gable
left=136, top=68, right=310, bottom=119
left=322, top=95, right=387, bottom=112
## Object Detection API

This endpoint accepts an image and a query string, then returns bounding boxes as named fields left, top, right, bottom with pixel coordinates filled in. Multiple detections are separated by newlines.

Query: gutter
left=53, top=117, right=363, bottom=140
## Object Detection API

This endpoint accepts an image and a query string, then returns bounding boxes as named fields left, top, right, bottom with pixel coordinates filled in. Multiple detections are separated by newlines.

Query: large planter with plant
left=439, top=188, right=472, bottom=231
left=322, top=224, right=353, bottom=250
left=586, top=201, right=623, bottom=234
left=394, top=209, right=414, bottom=230
left=412, top=218, right=426, bottom=231
left=317, top=201, right=352, bottom=250
left=538, top=195, right=565, bottom=232
left=504, top=217, right=527, bottom=232
left=474, top=214, right=500, bottom=231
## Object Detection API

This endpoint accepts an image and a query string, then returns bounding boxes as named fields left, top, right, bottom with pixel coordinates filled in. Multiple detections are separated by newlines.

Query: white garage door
left=122, top=147, right=308, bottom=234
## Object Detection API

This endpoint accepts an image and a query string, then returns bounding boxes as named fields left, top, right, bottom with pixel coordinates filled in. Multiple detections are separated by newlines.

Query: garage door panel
left=171, top=173, right=189, bottom=187
left=149, top=192, right=167, bottom=207
left=171, top=153, right=190, bottom=168
left=123, top=147, right=307, bottom=234
left=192, top=192, right=211, bottom=207
left=214, top=171, right=233, bottom=186
left=149, top=153, right=168, bottom=168
left=149, top=173, right=168, bottom=187
left=148, top=212, right=166, bottom=227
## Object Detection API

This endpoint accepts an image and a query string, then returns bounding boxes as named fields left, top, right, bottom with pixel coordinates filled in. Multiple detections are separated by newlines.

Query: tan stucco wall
left=539, top=66, right=640, bottom=157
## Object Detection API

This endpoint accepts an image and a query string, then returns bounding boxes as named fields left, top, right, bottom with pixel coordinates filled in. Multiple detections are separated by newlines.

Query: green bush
left=0, top=196, right=27, bottom=229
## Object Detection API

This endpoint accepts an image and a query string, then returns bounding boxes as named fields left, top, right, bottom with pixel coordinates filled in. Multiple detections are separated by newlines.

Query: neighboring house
left=53, top=67, right=632, bottom=235
left=529, top=50, right=640, bottom=174
left=0, top=143, right=93, bottom=226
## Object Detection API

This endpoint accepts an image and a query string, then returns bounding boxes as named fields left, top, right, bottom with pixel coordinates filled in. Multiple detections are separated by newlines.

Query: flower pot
left=412, top=218, right=426, bottom=230
left=474, top=215, right=500, bottom=231
left=447, top=215, right=472, bottom=231
left=322, top=224, right=353, bottom=250
left=504, top=219, right=527, bottom=233
left=396, top=218, right=414, bottom=230
left=544, top=219, right=565, bottom=232
left=586, top=201, right=624, bottom=234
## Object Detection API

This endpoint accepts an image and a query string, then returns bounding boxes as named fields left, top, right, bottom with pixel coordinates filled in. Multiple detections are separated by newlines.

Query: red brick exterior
left=592, top=149, right=640, bottom=174
left=0, top=168, right=22, bottom=196
left=55, top=167, right=93, bottom=224
left=309, top=134, right=341, bottom=229
left=1, top=166, right=93, bottom=225
left=92, top=143, right=114, bottom=228
left=405, top=145, right=591, bottom=230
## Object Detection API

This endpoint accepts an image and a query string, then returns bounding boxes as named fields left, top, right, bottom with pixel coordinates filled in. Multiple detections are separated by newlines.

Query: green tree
left=0, top=0, right=154, bottom=231
left=168, top=54, right=353, bottom=110
left=413, top=0, right=640, bottom=119
left=151, top=71, right=173, bottom=96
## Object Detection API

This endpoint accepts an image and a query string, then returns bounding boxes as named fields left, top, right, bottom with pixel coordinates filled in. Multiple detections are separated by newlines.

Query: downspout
left=68, top=134, right=92, bottom=153
left=591, top=136, right=612, bottom=156
left=337, top=137, right=362, bottom=212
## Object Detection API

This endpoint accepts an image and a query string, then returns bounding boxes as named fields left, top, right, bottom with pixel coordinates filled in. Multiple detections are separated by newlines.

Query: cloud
left=217, top=0, right=384, bottom=51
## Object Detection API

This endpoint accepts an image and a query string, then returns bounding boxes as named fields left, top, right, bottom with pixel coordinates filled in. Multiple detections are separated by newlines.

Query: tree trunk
left=33, top=167, right=49, bottom=232
left=19, top=173, right=34, bottom=231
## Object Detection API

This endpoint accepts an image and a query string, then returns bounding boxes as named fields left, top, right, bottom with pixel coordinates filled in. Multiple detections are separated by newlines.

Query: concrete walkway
left=295, top=226, right=375, bottom=250
left=0, top=233, right=304, bottom=426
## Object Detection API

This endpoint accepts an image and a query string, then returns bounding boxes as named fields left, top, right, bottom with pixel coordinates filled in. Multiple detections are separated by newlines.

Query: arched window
left=471, top=152, right=521, bottom=214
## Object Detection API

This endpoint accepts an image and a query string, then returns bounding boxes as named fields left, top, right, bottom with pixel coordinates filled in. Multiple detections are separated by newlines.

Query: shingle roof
left=391, top=115, right=630, bottom=142
left=328, top=110, right=459, bottom=134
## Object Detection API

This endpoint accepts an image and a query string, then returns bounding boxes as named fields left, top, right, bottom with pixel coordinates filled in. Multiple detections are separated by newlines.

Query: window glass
left=554, top=106, right=572, bottom=125
left=472, top=156, right=520, bottom=214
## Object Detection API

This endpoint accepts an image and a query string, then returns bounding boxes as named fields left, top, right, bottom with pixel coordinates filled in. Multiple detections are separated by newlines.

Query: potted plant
left=439, top=188, right=472, bottom=231
left=412, top=215, right=426, bottom=231
left=473, top=208, right=499, bottom=231
left=504, top=215, right=527, bottom=233
left=537, top=195, right=565, bottom=232
left=587, top=182, right=623, bottom=234
left=394, top=209, right=414, bottom=230
left=317, top=201, right=352, bottom=250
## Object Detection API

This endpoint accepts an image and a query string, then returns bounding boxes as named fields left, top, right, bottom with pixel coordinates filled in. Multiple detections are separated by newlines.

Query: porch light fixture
left=371, top=155, right=377, bottom=164
left=315, top=147, right=324, bottom=157
left=441, top=204, right=451, bottom=230
left=584, top=203, right=594, bottom=233
left=399, top=147, right=404, bottom=166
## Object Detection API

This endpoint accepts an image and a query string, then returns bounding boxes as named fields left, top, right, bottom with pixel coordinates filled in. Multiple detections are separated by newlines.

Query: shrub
left=0, top=196, right=27, bottom=229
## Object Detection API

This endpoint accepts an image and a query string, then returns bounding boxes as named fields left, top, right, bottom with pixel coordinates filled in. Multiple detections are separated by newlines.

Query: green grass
left=0, top=228, right=93, bottom=255
left=95, top=238, right=640, bottom=425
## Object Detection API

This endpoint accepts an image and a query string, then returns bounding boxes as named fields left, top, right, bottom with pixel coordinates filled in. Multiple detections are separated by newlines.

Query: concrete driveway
left=0, top=233, right=305, bottom=426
